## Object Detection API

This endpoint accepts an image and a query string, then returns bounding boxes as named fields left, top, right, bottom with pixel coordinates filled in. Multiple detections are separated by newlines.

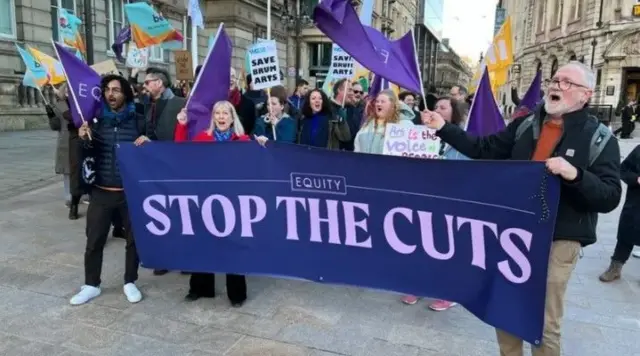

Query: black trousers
left=85, top=187, right=139, bottom=286
left=612, top=240, right=634, bottom=264
left=189, top=273, right=247, bottom=303
left=615, top=120, right=635, bottom=138
left=112, top=209, right=123, bottom=229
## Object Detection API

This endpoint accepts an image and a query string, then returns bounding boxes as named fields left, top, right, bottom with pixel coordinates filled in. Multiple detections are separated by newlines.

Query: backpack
left=514, top=114, right=612, bottom=167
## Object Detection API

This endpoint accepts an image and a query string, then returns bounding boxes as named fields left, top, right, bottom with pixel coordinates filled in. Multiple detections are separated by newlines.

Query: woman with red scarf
left=174, top=100, right=248, bottom=306
left=175, top=100, right=249, bottom=143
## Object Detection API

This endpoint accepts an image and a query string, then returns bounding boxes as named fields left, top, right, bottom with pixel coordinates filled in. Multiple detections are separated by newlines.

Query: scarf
left=309, top=113, right=324, bottom=147
left=214, top=128, right=233, bottom=142
left=102, top=102, right=136, bottom=123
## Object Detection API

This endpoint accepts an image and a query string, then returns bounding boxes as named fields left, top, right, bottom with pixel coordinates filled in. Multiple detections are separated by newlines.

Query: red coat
left=228, top=88, right=241, bottom=108
left=174, top=123, right=250, bottom=142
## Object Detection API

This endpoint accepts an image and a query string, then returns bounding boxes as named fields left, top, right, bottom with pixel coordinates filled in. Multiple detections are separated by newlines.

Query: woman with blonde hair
left=354, top=89, right=415, bottom=154
left=173, top=100, right=251, bottom=306
left=175, top=100, right=248, bottom=142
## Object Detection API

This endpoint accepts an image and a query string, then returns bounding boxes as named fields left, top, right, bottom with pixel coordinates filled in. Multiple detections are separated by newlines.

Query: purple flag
left=466, top=68, right=504, bottom=136
left=368, top=74, right=390, bottom=98
left=53, top=41, right=101, bottom=127
left=314, top=0, right=422, bottom=94
left=519, top=70, right=542, bottom=111
left=111, top=26, right=132, bottom=63
left=186, top=24, right=232, bottom=138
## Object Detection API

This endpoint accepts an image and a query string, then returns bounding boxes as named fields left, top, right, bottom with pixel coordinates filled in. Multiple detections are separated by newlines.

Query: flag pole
left=265, top=0, right=276, bottom=140
left=50, top=39, right=91, bottom=140
left=410, top=28, right=426, bottom=101
left=190, top=13, right=198, bottom=71
left=37, top=88, right=49, bottom=106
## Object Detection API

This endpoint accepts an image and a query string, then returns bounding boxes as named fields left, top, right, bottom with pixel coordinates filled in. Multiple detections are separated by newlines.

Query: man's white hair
left=564, top=61, right=596, bottom=90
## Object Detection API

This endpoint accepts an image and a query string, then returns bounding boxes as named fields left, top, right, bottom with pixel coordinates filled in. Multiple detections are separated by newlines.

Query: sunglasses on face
left=353, top=90, right=363, bottom=94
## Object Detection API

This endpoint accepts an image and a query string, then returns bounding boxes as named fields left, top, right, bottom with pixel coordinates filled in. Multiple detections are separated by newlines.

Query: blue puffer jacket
left=88, top=106, right=151, bottom=188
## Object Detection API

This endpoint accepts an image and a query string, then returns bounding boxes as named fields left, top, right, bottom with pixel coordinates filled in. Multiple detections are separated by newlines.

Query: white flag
left=188, top=0, right=204, bottom=29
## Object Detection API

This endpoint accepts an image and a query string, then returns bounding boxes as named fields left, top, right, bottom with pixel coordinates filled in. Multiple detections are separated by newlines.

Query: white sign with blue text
left=328, top=45, right=354, bottom=79
left=248, top=40, right=281, bottom=90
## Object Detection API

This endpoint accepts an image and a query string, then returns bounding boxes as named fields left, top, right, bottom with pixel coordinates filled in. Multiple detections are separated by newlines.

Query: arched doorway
left=550, top=57, right=559, bottom=77
left=568, top=53, right=577, bottom=61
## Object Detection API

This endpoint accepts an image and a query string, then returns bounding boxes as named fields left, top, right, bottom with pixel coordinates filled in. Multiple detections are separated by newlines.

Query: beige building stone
left=502, top=0, right=640, bottom=122
left=0, top=0, right=417, bottom=130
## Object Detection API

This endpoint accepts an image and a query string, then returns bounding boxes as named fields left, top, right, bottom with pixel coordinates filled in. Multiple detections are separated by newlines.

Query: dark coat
left=617, top=145, right=640, bottom=246
left=437, top=106, right=622, bottom=246
left=87, top=108, right=151, bottom=189
left=145, top=88, right=186, bottom=142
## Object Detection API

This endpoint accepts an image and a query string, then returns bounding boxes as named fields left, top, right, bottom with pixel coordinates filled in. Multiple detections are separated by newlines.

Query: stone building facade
left=434, top=39, right=473, bottom=95
left=0, top=0, right=420, bottom=130
left=299, top=0, right=418, bottom=89
left=502, top=0, right=640, bottom=123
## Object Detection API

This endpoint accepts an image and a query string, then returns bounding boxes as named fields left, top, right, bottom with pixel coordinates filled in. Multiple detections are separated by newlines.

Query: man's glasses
left=144, top=78, right=160, bottom=85
left=353, top=90, right=363, bottom=95
left=544, top=78, right=589, bottom=91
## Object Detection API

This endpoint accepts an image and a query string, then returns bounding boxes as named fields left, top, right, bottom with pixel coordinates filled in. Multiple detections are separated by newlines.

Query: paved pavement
left=1, top=130, right=640, bottom=355
left=0, top=130, right=60, bottom=200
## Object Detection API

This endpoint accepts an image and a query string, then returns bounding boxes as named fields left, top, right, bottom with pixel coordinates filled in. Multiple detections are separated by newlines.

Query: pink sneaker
left=429, top=299, right=457, bottom=311
left=401, top=295, right=419, bottom=305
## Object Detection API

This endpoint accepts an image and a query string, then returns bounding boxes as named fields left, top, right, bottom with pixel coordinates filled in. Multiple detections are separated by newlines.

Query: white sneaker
left=632, top=250, right=640, bottom=258
left=123, top=283, right=142, bottom=303
left=70, top=285, right=101, bottom=305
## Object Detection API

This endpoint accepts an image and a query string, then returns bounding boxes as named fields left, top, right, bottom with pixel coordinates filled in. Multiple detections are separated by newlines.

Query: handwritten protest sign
left=248, top=40, right=280, bottom=90
left=328, top=45, right=354, bottom=79
left=174, top=50, right=193, bottom=80
left=90, top=60, right=119, bottom=76
left=382, top=124, right=441, bottom=159
left=126, top=43, right=149, bottom=69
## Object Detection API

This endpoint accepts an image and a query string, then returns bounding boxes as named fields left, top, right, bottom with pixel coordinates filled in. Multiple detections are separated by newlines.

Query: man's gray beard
left=544, top=99, right=566, bottom=115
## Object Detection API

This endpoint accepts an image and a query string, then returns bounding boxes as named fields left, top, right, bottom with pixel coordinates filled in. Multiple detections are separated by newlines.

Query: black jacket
left=238, top=90, right=267, bottom=135
left=617, top=145, right=640, bottom=246
left=437, top=106, right=622, bottom=246
left=88, top=108, right=152, bottom=189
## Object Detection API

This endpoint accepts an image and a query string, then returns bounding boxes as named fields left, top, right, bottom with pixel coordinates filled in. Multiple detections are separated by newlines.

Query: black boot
left=68, top=204, right=79, bottom=220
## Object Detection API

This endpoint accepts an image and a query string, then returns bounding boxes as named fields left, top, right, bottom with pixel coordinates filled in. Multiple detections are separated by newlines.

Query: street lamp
left=281, top=0, right=312, bottom=81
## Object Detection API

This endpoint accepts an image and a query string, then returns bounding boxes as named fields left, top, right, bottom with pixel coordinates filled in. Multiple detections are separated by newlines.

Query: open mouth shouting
left=549, top=93, right=561, bottom=102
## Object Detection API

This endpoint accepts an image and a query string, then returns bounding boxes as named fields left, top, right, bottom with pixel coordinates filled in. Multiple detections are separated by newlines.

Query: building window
left=51, top=0, right=77, bottom=42
left=0, top=0, right=16, bottom=39
left=149, top=46, right=164, bottom=62
left=308, top=42, right=332, bottom=68
left=107, top=0, right=127, bottom=55
left=182, top=15, right=193, bottom=51
left=553, top=0, right=563, bottom=27
left=303, top=0, right=319, bottom=9
left=569, top=0, right=582, bottom=20
left=536, top=0, right=546, bottom=32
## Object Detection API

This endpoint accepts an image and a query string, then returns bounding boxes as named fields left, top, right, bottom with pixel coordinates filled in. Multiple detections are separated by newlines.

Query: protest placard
left=126, top=43, right=149, bottom=69
left=382, top=124, right=441, bottom=159
left=248, top=40, right=280, bottom=90
left=328, top=45, right=354, bottom=79
left=118, top=141, right=561, bottom=346
left=174, top=50, right=193, bottom=80
left=90, top=60, right=119, bottom=76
